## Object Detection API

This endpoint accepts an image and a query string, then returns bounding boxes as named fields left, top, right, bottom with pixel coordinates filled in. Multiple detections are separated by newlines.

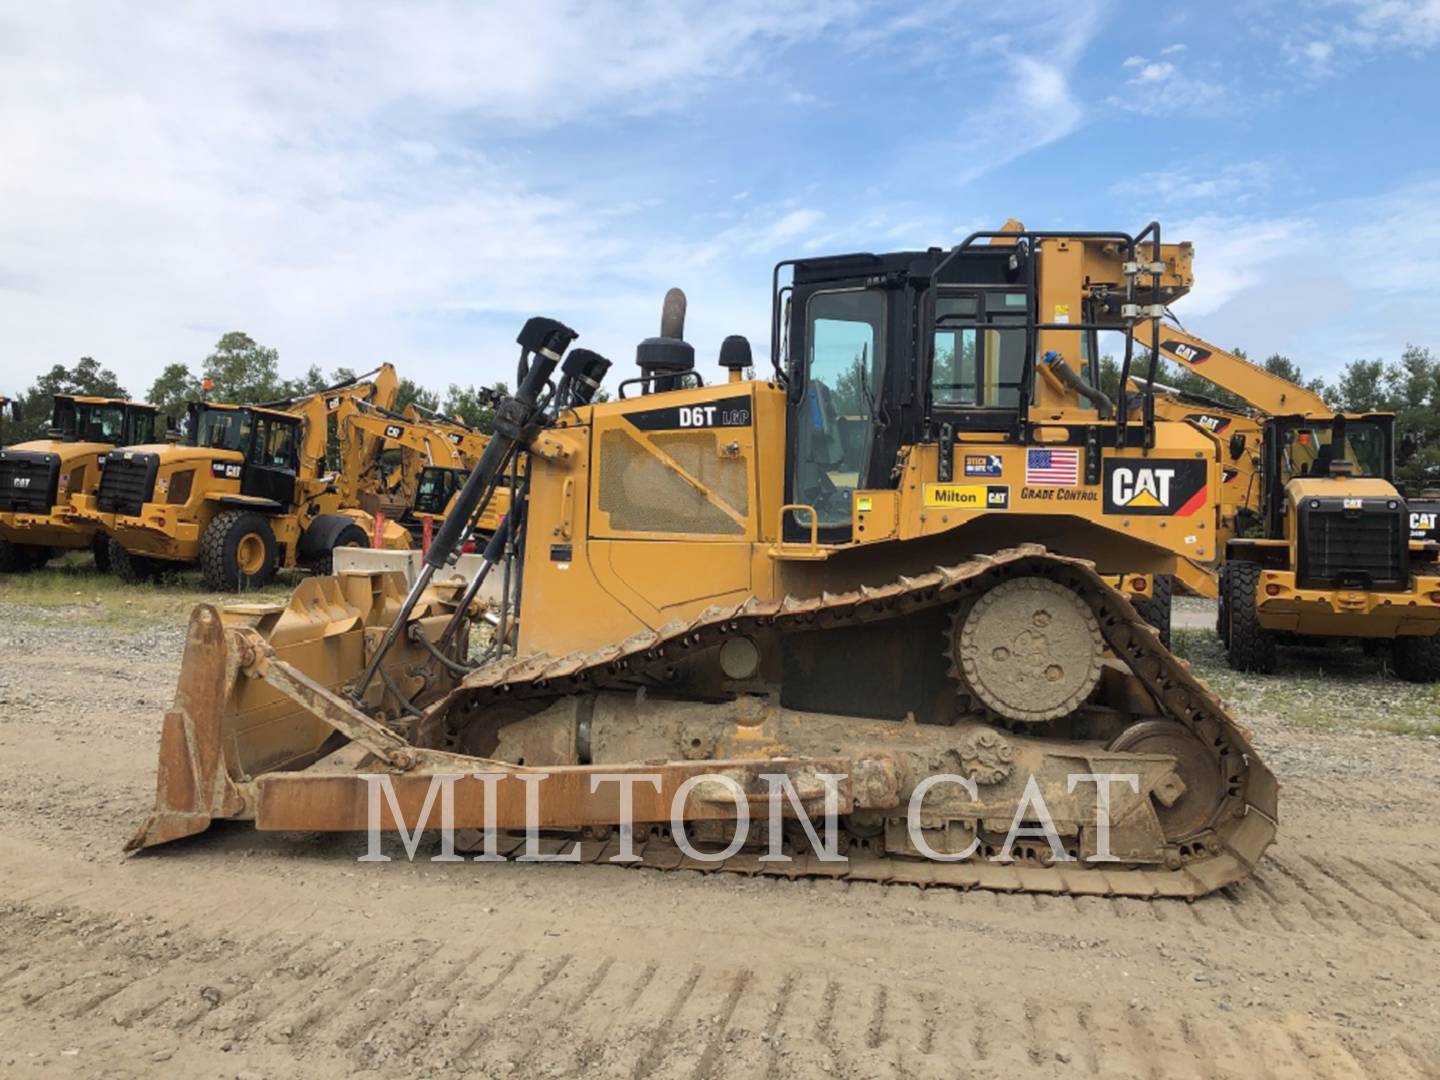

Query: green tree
left=443, top=381, right=509, bottom=432
left=1331, top=359, right=1387, bottom=413
left=200, top=332, right=285, bottom=403
left=146, top=362, right=201, bottom=428
left=5, top=357, right=128, bottom=444
left=398, top=377, right=440, bottom=415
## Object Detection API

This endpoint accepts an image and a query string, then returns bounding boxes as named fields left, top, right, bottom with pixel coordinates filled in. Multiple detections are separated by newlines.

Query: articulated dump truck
left=128, top=224, right=1277, bottom=898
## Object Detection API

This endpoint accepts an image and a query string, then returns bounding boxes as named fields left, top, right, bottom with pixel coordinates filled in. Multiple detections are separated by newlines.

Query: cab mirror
left=1228, top=432, right=1246, bottom=460
left=7, top=401, right=20, bottom=423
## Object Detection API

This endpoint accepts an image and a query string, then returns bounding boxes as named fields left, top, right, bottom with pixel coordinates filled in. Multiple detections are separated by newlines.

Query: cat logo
left=11, top=477, right=31, bottom=488
left=1410, top=511, right=1437, bottom=538
left=1343, top=496, right=1363, bottom=510
left=1112, top=467, right=1175, bottom=508
left=1103, top=460, right=1208, bottom=516
left=1186, top=412, right=1230, bottom=434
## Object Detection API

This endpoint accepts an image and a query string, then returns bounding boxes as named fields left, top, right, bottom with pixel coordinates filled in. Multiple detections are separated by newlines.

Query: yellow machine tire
left=1222, top=561, right=1277, bottom=674
left=200, top=510, right=278, bottom=592
left=1131, top=573, right=1173, bottom=649
left=1393, top=634, right=1440, bottom=683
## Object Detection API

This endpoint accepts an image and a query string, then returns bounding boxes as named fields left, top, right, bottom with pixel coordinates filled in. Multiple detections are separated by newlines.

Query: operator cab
left=187, top=403, right=302, bottom=506
left=51, top=396, right=158, bottom=447
left=1262, top=413, right=1409, bottom=590
left=777, top=238, right=1113, bottom=544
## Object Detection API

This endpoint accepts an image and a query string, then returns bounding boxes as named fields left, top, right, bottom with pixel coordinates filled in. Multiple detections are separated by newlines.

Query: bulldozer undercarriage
left=128, top=546, right=1277, bottom=899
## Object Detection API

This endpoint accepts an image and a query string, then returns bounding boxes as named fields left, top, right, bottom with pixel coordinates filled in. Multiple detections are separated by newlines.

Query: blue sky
left=3, top=1, right=1440, bottom=399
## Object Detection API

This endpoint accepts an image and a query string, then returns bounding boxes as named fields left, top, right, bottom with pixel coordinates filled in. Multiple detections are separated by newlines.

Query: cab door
left=242, top=414, right=300, bottom=506
left=784, top=286, right=887, bottom=544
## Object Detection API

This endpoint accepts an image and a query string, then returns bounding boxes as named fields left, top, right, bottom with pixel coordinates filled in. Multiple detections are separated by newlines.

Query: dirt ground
left=1, top=588, right=1438, bottom=1079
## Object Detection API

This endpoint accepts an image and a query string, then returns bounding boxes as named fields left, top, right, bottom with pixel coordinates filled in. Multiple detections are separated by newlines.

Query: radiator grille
left=597, top=429, right=745, bottom=536
left=97, top=453, right=158, bottom=515
left=1298, top=499, right=1406, bottom=589
left=0, top=451, right=60, bottom=514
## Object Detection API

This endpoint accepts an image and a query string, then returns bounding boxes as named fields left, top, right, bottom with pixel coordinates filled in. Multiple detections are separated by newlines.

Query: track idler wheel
left=950, top=576, right=1104, bottom=723
left=1107, top=720, right=1225, bottom=842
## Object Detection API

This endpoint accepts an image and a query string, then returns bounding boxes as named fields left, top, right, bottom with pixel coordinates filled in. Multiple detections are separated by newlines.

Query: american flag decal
left=1025, top=448, right=1080, bottom=486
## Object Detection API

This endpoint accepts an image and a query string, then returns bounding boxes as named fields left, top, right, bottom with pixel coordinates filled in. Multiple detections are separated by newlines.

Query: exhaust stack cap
left=718, top=335, right=752, bottom=373
left=636, top=287, right=695, bottom=394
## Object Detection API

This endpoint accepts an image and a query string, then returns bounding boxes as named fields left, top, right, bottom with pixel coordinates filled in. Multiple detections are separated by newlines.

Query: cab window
left=195, top=409, right=248, bottom=452
left=931, top=291, right=1027, bottom=408
left=1278, top=420, right=1387, bottom=484
left=795, top=289, right=885, bottom=529
left=126, top=409, right=157, bottom=445
left=250, top=415, right=299, bottom=470
left=75, top=403, right=126, bottom=442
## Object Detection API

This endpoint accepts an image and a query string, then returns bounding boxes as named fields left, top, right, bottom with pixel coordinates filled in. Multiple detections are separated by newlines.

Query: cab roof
left=54, top=393, right=157, bottom=411
left=192, top=400, right=300, bottom=422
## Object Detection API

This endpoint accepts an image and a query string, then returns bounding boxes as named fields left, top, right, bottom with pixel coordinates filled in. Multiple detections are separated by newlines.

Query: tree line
left=1, top=331, right=509, bottom=444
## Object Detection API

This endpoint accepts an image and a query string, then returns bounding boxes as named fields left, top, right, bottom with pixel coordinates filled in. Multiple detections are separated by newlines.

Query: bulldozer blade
left=126, top=604, right=246, bottom=851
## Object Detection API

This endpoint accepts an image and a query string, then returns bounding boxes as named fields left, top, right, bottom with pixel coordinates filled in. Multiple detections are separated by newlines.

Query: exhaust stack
left=636, top=287, right=695, bottom=394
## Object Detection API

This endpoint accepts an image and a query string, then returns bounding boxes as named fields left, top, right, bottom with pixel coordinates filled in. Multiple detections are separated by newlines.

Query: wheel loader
left=70, top=369, right=411, bottom=589
left=0, top=394, right=160, bottom=571
left=1129, top=324, right=1440, bottom=679
left=125, top=223, right=1277, bottom=899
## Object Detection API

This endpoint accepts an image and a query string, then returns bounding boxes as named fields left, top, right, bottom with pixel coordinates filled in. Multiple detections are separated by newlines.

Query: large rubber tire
left=1132, top=573, right=1173, bottom=649
left=1223, top=560, right=1277, bottom=674
left=109, top=538, right=169, bottom=583
left=1393, top=635, right=1440, bottom=683
left=305, top=521, right=369, bottom=577
left=200, top=510, right=278, bottom=592
left=92, top=533, right=112, bottom=574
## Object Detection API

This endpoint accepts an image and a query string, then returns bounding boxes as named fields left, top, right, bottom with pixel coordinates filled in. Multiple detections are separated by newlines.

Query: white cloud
left=0, top=2, right=862, bottom=396
left=1283, top=0, right=1440, bottom=75
left=1109, top=50, right=1225, bottom=114
left=0, top=1, right=1115, bottom=399
left=1111, top=162, right=1273, bottom=208
left=1134, top=179, right=1440, bottom=377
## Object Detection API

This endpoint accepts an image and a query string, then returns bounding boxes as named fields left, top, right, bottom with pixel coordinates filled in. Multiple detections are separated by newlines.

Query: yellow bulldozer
left=0, top=394, right=161, bottom=571
left=1127, top=327, right=1440, bottom=679
left=71, top=368, right=411, bottom=589
left=125, top=223, right=1277, bottom=899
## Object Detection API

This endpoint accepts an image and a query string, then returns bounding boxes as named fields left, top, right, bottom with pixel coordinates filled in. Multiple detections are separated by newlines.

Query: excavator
left=124, top=223, right=1277, bottom=899
left=0, top=394, right=161, bottom=571
left=70, top=368, right=411, bottom=589
left=333, top=398, right=511, bottom=540
left=1128, top=323, right=1440, bottom=679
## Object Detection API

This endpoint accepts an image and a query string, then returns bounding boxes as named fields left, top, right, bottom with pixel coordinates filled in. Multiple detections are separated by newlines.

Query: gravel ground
left=0, top=590, right=1437, bottom=1079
